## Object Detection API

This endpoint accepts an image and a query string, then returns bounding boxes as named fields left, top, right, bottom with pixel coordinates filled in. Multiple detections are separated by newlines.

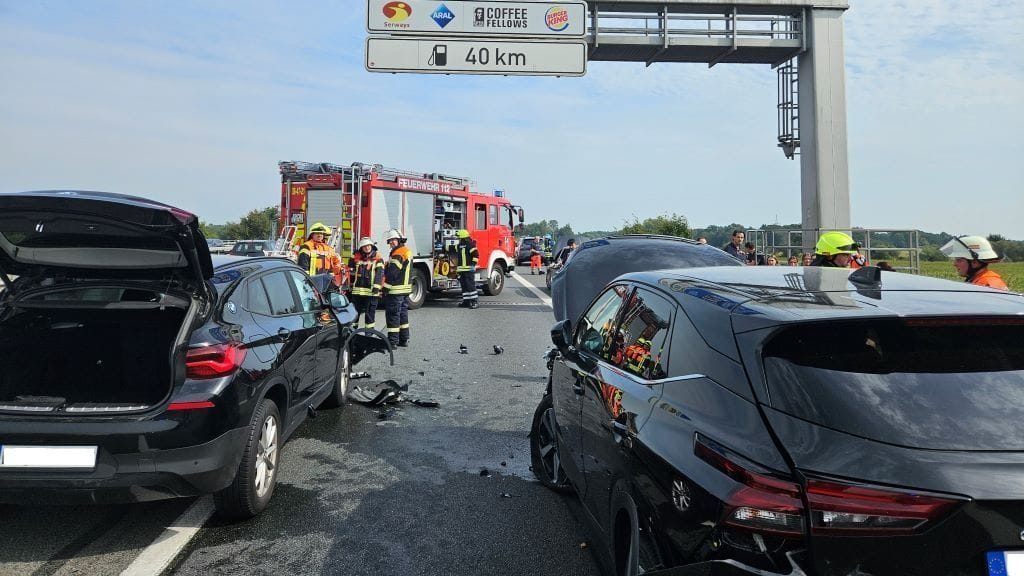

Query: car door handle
left=571, top=383, right=584, bottom=395
left=610, top=420, right=630, bottom=434
left=277, top=328, right=291, bottom=339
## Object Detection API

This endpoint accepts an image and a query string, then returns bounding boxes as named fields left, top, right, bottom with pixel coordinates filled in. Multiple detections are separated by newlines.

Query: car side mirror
left=329, top=291, right=350, bottom=311
left=550, top=319, right=572, bottom=351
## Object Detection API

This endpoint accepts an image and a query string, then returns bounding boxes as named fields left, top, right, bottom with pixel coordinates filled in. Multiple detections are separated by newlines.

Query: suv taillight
left=186, top=343, right=246, bottom=379
left=694, top=434, right=963, bottom=537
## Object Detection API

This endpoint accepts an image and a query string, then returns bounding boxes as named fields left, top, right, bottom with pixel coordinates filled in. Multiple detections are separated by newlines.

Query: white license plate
left=989, top=550, right=1024, bottom=576
left=0, top=445, right=98, bottom=469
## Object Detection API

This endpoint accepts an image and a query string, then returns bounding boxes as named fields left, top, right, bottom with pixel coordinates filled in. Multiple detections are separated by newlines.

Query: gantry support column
left=798, top=7, right=850, bottom=243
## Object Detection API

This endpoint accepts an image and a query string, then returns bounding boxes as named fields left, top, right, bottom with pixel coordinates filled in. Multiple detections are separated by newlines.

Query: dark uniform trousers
left=459, top=271, right=477, bottom=305
left=351, top=295, right=379, bottom=329
left=384, top=294, right=409, bottom=346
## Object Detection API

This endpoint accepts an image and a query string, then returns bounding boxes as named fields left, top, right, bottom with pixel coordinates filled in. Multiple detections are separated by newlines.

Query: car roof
left=622, top=265, right=1024, bottom=327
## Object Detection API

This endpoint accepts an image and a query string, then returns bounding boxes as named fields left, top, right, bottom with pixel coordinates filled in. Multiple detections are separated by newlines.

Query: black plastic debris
left=351, top=379, right=438, bottom=410
left=480, top=468, right=491, bottom=477
left=493, top=345, right=504, bottom=355
left=459, top=344, right=468, bottom=354
left=500, top=492, right=512, bottom=498
left=500, top=461, right=507, bottom=467
left=417, top=371, right=425, bottom=376
left=412, top=399, right=439, bottom=408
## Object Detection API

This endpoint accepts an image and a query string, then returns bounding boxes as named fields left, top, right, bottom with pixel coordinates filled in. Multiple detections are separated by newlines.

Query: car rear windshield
left=762, top=318, right=1024, bottom=450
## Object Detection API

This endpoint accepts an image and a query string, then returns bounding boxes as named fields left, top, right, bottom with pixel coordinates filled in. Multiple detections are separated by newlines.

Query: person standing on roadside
left=349, top=237, right=384, bottom=329
left=722, top=230, right=745, bottom=262
left=529, top=236, right=543, bottom=275
left=382, top=229, right=413, bottom=347
left=455, top=229, right=480, bottom=309
left=940, top=235, right=1009, bottom=290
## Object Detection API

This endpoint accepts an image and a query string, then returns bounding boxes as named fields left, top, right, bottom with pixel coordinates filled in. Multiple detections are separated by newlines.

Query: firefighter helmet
left=383, top=228, right=404, bottom=242
left=308, top=222, right=331, bottom=236
left=814, top=231, right=860, bottom=257
left=939, top=235, right=1000, bottom=262
left=456, top=229, right=470, bottom=239
left=358, top=237, right=375, bottom=249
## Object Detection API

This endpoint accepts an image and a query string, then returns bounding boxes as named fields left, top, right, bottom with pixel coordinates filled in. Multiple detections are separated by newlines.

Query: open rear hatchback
left=0, top=191, right=213, bottom=414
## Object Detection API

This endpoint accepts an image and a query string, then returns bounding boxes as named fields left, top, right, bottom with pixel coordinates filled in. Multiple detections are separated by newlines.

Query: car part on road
left=459, top=344, right=468, bottom=354
left=493, top=345, right=504, bottom=355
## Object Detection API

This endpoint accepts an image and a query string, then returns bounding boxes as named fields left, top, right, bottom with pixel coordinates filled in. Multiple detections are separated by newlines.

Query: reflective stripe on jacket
left=298, top=240, right=343, bottom=283
left=456, top=239, right=479, bottom=273
left=384, top=245, right=413, bottom=295
left=350, top=251, right=384, bottom=297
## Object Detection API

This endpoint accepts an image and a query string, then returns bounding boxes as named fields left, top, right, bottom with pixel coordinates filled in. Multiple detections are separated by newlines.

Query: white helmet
left=383, top=228, right=404, bottom=242
left=939, top=235, right=1000, bottom=262
left=358, top=237, right=375, bottom=249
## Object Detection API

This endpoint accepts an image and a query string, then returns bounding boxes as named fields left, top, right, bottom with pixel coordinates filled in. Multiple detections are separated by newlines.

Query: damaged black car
left=0, top=191, right=391, bottom=519
left=533, top=256, right=1024, bottom=575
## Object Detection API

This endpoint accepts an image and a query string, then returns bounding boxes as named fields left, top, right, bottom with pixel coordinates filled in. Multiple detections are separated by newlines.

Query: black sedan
left=0, top=191, right=390, bottom=519
left=531, top=264, right=1024, bottom=575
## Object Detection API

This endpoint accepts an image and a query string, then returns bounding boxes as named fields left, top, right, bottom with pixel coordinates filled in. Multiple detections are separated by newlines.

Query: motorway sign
left=367, top=1, right=587, bottom=38
left=366, top=37, right=587, bottom=76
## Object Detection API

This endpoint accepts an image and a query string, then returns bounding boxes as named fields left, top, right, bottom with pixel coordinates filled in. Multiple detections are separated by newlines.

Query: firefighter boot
left=468, top=300, right=479, bottom=310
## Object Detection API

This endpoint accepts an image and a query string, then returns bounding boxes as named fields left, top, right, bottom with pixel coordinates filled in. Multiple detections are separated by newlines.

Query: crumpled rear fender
left=345, top=328, right=394, bottom=366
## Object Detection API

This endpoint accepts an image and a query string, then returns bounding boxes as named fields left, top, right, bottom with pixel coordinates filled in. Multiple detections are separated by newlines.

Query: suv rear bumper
left=0, top=426, right=248, bottom=503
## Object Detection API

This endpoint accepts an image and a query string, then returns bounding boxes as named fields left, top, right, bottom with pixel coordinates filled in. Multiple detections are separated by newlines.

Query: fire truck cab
left=278, top=161, right=523, bottom=309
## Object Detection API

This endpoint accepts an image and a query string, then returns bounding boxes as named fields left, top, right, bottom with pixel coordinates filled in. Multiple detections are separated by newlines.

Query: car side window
left=246, top=279, right=273, bottom=316
left=575, top=285, right=631, bottom=362
left=615, top=287, right=674, bottom=380
left=288, top=271, right=321, bottom=313
left=261, top=272, right=300, bottom=315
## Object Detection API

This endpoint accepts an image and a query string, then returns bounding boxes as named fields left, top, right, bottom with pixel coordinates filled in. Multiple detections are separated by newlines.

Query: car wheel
left=321, top=345, right=351, bottom=408
left=529, top=394, right=573, bottom=493
left=482, top=263, right=504, bottom=296
left=407, top=268, right=428, bottom=310
left=214, top=399, right=281, bottom=519
left=612, top=488, right=664, bottom=576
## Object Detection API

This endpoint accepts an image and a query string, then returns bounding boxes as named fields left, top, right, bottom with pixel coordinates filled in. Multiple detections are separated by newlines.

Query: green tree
left=620, top=213, right=691, bottom=238
left=221, top=206, right=280, bottom=240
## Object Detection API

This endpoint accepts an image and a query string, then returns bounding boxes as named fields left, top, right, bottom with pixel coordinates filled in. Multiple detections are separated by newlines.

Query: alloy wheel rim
left=536, top=408, right=563, bottom=485
left=254, top=414, right=278, bottom=497
left=339, top=347, right=350, bottom=397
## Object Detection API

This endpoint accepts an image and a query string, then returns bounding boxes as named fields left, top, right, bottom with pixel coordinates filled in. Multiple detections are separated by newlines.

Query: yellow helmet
left=456, top=229, right=470, bottom=239
left=308, top=222, right=331, bottom=236
left=815, top=231, right=859, bottom=257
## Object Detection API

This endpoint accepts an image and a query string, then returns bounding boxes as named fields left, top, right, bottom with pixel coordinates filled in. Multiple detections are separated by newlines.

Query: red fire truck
left=278, top=161, right=523, bottom=309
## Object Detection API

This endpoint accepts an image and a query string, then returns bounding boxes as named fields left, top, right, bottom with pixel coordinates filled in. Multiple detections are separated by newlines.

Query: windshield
left=763, top=318, right=1024, bottom=450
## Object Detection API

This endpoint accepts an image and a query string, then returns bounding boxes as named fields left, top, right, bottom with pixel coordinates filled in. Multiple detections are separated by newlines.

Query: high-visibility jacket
left=968, top=267, right=1009, bottom=290
left=349, top=250, right=384, bottom=297
left=297, top=240, right=344, bottom=286
left=456, top=238, right=479, bottom=273
left=383, top=244, right=413, bottom=295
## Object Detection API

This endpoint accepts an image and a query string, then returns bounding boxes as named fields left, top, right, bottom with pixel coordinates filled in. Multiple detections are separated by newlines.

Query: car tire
left=482, top=263, right=504, bottom=296
left=407, top=268, right=428, bottom=310
left=612, top=487, right=664, bottom=576
left=214, top=399, right=281, bottom=520
left=321, top=345, right=351, bottom=408
left=529, top=394, right=573, bottom=493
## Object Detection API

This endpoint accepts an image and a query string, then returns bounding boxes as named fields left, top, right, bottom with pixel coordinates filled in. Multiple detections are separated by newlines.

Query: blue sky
left=2, top=1, right=1022, bottom=238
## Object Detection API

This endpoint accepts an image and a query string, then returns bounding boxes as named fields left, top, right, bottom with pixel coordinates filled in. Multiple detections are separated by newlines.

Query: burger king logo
left=545, top=6, right=570, bottom=32
left=382, top=1, right=412, bottom=22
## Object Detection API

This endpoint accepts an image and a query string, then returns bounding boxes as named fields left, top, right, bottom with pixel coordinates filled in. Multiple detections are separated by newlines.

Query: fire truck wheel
left=407, top=268, right=428, bottom=310
left=482, top=263, right=504, bottom=296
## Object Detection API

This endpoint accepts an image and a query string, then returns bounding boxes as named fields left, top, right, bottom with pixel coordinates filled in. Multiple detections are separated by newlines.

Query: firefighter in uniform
left=455, top=229, right=479, bottom=309
left=382, top=229, right=413, bottom=347
left=297, top=222, right=344, bottom=287
left=939, top=235, right=1009, bottom=290
left=349, top=237, right=385, bottom=329
left=809, top=231, right=860, bottom=268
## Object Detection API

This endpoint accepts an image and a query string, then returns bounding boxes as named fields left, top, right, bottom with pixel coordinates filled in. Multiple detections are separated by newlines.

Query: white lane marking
left=509, top=271, right=552, bottom=308
left=120, top=496, right=213, bottom=576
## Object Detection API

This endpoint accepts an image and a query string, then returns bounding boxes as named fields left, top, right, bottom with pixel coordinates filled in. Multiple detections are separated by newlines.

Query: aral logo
left=382, top=1, right=412, bottom=22
left=545, top=6, right=570, bottom=31
left=432, top=3, right=455, bottom=28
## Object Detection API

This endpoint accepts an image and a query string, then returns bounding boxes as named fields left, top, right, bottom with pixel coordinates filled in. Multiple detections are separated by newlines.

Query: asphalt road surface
left=0, top=270, right=603, bottom=576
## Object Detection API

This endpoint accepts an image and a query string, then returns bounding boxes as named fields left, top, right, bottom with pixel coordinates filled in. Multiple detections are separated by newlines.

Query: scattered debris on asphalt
left=500, top=492, right=512, bottom=498
left=493, top=345, right=504, bottom=355
left=500, top=461, right=507, bottom=467
left=480, top=468, right=491, bottom=478
left=351, top=371, right=371, bottom=380
left=459, top=344, right=468, bottom=354
left=350, top=379, right=439, bottom=415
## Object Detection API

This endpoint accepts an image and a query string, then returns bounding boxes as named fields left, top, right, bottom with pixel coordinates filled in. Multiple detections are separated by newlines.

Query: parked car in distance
left=207, top=238, right=231, bottom=254
left=0, top=191, right=391, bottom=519
left=229, top=239, right=275, bottom=257
left=531, top=264, right=1024, bottom=576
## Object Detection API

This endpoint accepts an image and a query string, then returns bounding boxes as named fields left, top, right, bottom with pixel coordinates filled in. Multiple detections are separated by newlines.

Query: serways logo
left=432, top=3, right=455, bottom=28
left=382, top=2, right=412, bottom=23
left=545, top=6, right=570, bottom=31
